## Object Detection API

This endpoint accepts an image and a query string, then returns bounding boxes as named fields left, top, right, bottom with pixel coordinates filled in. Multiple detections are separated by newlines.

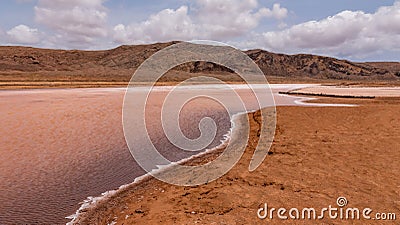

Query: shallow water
left=0, top=84, right=324, bottom=224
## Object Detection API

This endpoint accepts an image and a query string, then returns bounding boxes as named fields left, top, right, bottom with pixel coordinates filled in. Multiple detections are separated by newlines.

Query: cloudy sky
left=0, top=0, right=399, bottom=61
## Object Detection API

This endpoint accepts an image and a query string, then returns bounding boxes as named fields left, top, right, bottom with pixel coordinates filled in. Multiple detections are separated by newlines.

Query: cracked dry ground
left=77, top=97, right=400, bottom=225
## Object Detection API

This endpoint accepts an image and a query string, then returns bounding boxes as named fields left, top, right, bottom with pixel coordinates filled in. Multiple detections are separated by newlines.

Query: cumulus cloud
left=113, top=6, right=195, bottom=44
left=193, top=1, right=287, bottom=39
left=260, top=1, right=400, bottom=58
left=258, top=3, right=288, bottom=20
left=34, top=0, right=108, bottom=45
left=112, top=0, right=287, bottom=44
left=6, top=24, right=41, bottom=44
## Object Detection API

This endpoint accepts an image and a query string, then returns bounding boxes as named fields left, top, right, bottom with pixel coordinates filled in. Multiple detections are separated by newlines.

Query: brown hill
left=0, top=41, right=399, bottom=85
left=245, top=50, right=400, bottom=80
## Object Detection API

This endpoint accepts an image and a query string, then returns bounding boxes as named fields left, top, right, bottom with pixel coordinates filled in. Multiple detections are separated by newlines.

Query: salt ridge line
left=65, top=114, right=236, bottom=225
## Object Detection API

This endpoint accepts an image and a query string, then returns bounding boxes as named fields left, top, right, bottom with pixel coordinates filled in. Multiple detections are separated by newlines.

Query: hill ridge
left=0, top=41, right=399, bottom=82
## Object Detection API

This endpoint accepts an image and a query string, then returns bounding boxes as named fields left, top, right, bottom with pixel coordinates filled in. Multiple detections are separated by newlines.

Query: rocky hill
left=245, top=50, right=400, bottom=80
left=0, top=41, right=399, bottom=83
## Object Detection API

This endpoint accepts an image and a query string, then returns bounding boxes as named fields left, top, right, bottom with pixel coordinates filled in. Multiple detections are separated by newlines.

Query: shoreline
left=1, top=79, right=400, bottom=90
left=65, top=126, right=233, bottom=225
left=71, top=96, right=400, bottom=224
left=67, top=106, right=252, bottom=224
left=67, top=110, right=251, bottom=225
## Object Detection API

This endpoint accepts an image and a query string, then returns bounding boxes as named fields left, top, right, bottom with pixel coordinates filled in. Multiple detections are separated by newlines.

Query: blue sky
left=0, top=0, right=399, bottom=61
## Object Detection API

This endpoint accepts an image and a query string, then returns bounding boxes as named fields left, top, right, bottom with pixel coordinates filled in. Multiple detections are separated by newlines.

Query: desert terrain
left=1, top=42, right=399, bottom=225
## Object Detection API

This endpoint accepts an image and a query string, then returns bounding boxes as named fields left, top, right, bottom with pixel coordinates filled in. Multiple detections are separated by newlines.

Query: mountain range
left=1, top=41, right=399, bottom=84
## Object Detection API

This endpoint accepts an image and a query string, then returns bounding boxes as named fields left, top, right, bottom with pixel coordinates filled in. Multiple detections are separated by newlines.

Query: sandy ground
left=74, top=96, right=400, bottom=225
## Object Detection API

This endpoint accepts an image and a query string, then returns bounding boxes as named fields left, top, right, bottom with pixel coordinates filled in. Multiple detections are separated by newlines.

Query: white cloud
left=193, top=1, right=287, bottom=39
left=112, top=0, right=287, bottom=44
left=257, top=3, right=288, bottom=20
left=113, top=6, right=195, bottom=44
left=260, top=1, right=400, bottom=58
left=34, top=0, right=108, bottom=45
left=6, top=24, right=41, bottom=44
